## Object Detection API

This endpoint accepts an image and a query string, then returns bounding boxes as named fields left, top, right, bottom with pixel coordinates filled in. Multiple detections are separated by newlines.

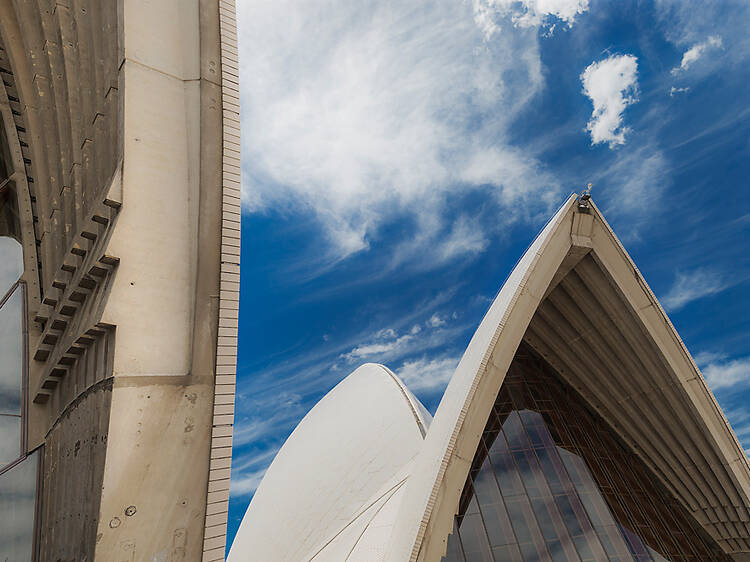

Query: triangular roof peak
left=389, top=194, right=750, bottom=561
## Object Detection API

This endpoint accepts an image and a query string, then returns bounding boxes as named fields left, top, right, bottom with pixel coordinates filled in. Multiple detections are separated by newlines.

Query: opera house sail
left=231, top=194, right=750, bottom=561
left=0, top=0, right=240, bottom=560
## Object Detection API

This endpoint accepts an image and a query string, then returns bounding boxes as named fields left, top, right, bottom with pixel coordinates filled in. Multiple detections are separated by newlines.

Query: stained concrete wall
left=39, top=378, right=112, bottom=561
left=0, top=0, right=238, bottom=559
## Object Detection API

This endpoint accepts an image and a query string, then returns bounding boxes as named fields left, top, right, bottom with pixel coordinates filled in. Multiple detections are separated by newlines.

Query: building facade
left=230, top=195, right=750, bottom=561
left=0, top=1, right=240, bottom=560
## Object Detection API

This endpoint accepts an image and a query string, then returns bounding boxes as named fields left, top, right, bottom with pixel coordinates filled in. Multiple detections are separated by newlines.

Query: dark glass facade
left=444, top=344, right=729, bottom=562
left=0, top=123, right=40, bottom=560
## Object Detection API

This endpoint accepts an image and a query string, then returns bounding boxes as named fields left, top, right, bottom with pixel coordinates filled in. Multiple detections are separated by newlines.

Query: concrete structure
left=231, top=195, right=750, bottom=561
left=0, top=1, right=240, bottom=560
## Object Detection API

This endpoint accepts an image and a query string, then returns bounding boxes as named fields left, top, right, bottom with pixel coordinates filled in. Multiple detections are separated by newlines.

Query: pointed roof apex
left=388, top=195, right=750, bottom=561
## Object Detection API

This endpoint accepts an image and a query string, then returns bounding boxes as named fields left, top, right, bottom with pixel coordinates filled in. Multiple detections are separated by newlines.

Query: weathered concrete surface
left=95, top=377, right=214, bottom=560
left=0, top=0, right=239, bottom=558
left=39, top=378, right=113, bottom=562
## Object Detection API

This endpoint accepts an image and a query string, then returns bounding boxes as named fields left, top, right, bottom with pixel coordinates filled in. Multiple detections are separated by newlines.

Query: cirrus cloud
left=701, top=356, right=750, bottom=391
left=238, top=0, right=563, bottom=260
left=661, top=269, right=728, bottom=311
left=671, top=36, right=723, bottom=75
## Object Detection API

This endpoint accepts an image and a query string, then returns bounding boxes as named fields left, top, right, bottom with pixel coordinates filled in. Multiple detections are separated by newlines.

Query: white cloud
left=339, top=308, right=465, bottom=365
left=669, top=86, right=690, bottom=97
left=238, top=0, right=560, bottom=260
left=230, top=469, right=266, bottom=498
left=593, top=143, right=671, bottom=233
left=661, top=269, right=727, bottom=311
left=655, top=1, right=750, bottom=72
left=342, top=332, right=417, bottom=361
left=427, top=313, right=447, bottom=328
left=437, top=216, right=488, bottom=262
left=581, top=54, right=639, bottom=148
left=232, top=392, right=304, bottom=448
left=396, top=356, right=460, bottom=393
left=472, top=0, right=589, bottom=39
left=228, top=301, right=472, bottom=499
left=230, top=447, right=282, bottom=498
left=702, top=357, right=750, bottom=391
left=693, top=350, right=727, bottom=368
left=671, top=36, right=722, bottom=75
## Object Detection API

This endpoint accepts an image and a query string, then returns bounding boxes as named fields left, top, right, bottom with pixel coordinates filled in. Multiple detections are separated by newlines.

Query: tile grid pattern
left=203, top=0, right=240, bottom=559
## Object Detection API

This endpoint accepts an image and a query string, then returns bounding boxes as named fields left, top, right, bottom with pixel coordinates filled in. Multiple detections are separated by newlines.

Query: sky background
left=227, top=0, right=750, bottom=550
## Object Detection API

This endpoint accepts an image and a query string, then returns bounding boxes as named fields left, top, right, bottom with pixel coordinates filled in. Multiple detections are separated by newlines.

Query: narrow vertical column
left=202, top=0, right=240, bottom=559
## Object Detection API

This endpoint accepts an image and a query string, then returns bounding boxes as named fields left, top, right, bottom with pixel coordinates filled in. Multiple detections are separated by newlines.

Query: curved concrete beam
left=388, top=196, right=750, bottom=560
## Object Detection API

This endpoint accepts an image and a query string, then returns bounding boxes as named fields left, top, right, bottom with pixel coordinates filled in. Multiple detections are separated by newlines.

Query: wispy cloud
left=581, top=54, right=639, bottom=148
left=594, top=143, right=671, bottom=233
left=340, top=313, right=464, bottom=366
left=671, top=36, right=722, bottom=75
left=472, top=0, right=589, bottom=39
left=230, top=392, right=308, bottom=499
left=395, top=356, right=460, bottom=394
left=341, top=329, right=419, bottom=362
left=427, top=314, right=447, bottom=328
left=718, top=402, right=750, bottom=457
left=230, top=447, right=282, bottom=498
left=669, top=86, right=690, bottom=97
left=661, top=269, right=728, bottom=311
left=232, top=392, right=304, bottom=448
left=231, top=307, right=469, bottom=499
left=437, top=216, right=489, bottom=262
left=655, top=1, right=750, bottom=71
left=238, top=0, right=562, bottom=261
left=701, top=356, right=750, bottom=391
left=681, top=350, right=750, bottom=457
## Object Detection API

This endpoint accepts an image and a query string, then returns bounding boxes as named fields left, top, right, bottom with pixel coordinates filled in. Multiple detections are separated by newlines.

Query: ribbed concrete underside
left=525, top=252, right=750, bottom=554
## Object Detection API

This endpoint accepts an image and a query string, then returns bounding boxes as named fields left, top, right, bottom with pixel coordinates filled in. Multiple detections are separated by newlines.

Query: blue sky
left=228, top=0, right=750, bottom=549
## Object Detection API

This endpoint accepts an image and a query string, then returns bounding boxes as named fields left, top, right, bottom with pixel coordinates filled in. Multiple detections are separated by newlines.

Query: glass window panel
left=518, top=539, right=549, bottom=562
left=620, top=524, right=650, bottom=558
left=519, top=410, right=545, bottom=428
left=0, top=414, right=21, bottom=466
left=505, top=496, right=535, bottom=545
left=0, top=450, right=38, bottom=562
left=475, top=456, right=503, bottom=507
left=572, top=535, right=594, bottom=561
left=449, top=344, right=732, bottom=562
left=445, top=519, right=467, bottom=562
left=466, top=494, right=481, bottom=515
left=534, top=447, right=567, bottom=496
left=0, top=285, right=23, bottom=416
left=506, top=495, right=550, bottom=559
left=512, top=450, right=544, bottom=499
left=483, top=503, right=516, bottom=548
left=458, top=513, right=493, bottom=562
left=503, top=412, right=530, bottom=451
left=489, top=435, right=525, bottom=497
left=544, top=539, right=568, bottom=562
left=554, top=494, right=584, bottom=538
left=523, top=424, right=548, bottom=450
left=0, top=237, right=23, bottom=297
left=492, top=543, right=523, bottom=562
left=596, top=530, right=625, bottom=560
left=530, top=498, right=558, bottom=542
